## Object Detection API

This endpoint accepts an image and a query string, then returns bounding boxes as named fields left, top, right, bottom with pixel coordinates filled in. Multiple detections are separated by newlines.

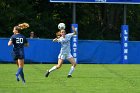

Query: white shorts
left=58, top=53, right=73, bottom=60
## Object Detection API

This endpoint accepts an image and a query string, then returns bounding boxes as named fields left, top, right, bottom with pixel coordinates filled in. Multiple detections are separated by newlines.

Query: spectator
left=30, top=31, right=35, bottom=39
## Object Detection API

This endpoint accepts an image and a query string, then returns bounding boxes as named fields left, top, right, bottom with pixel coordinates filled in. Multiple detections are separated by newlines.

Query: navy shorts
left=12, top=51, right=24, bottom=60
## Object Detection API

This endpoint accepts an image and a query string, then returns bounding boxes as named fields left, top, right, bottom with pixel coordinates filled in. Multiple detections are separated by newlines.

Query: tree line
left=0, top=0, right=140, bottom=40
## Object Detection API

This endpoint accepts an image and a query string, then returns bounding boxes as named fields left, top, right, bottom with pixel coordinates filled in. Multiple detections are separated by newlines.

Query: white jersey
left=57, top=33, right=74, bottom=55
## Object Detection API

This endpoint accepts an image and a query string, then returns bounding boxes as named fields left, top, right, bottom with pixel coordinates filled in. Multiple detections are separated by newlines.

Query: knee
left=73, top=63, right=77, bottom=67
left=56, top=65, right=62, bottom=69
left=18, top=63, right=24, bottom=68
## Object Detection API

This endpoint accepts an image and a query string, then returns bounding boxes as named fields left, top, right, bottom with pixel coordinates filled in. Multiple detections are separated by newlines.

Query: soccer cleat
left=45, top=71, right=50, bottom=77
left=67, top=75, right=72, bottom=78
left=22, top=80, right=26, bottom=84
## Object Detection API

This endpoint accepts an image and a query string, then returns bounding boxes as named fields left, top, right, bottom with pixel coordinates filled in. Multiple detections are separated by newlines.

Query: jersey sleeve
left=9, top=35, right=14, bottom=41
left=66, top=33, right=74, bottom=39
left=57, top=37, right=63, bottom=42
left=24, top=37, right=28, bottom=44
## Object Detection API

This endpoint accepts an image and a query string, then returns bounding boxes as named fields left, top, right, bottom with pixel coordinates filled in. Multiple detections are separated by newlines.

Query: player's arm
left=24, top=38, right=29, bottom=47
left=72, top=26, right=77, bottom=35
left=24, top=43, right=29, bottom=47
left=67, top=26, right=77, bottom=38
left=8, top=40, right=13, bottom=46
left=8, top=36, right=13, bottom=46
left=53, top=38, right=59, bottom=42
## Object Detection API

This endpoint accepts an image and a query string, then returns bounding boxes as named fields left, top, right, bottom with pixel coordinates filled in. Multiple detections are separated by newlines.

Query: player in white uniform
left=45, top=26, right=77, bottom=78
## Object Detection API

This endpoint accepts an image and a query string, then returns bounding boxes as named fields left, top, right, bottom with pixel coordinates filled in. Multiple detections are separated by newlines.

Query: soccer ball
left=58, top=23, right=66, bottom=30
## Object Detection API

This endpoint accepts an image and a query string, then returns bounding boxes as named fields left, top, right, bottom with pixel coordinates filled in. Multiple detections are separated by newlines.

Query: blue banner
left=50, top=0, right=140, bottom=4
left=71, top=24, right=78, bottom=63
left=121, top=25, right=129, bottom=64
left=1, top=38, right=140, bottom=64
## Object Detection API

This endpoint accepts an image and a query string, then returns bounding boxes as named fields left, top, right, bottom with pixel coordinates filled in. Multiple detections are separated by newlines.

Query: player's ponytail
left=18, top=23, right=29, bottom=30
left=15, top=23, right=29, bottom=32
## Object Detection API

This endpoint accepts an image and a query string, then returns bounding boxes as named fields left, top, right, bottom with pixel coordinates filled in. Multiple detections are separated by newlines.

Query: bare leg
left=16, top=59, right=25, bottom=83
left=45, top=59, right=64, bottom=77
left=49, top=58, right=64, bottom=72
left=17, top=59, right=24, bottom=68
left=67, top=57, right=77, bottom=77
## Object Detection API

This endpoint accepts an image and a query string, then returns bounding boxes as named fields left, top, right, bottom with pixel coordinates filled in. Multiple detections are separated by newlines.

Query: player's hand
left=72, top=26, right=75, bottom=31
left=53, top=38, right=58, bottom=42
left=72, top=26, right=77, bottom=35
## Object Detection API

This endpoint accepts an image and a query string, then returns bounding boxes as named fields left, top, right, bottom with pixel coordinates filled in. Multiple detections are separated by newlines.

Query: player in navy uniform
left=8, top=23, right=29, bottom=83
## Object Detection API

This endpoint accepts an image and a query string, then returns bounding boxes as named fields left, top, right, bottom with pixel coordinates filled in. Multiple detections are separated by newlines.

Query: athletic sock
left=16, top=67, right=22, bottom=77
left=20, top=69, right=25, bottom=82
left=68, top=66, right=75, bottom=75
left=49, top=66, right=57, bottom=72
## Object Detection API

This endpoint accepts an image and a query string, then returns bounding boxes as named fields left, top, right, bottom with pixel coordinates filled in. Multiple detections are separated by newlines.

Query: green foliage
left=0, top=0, right=139, bottom=40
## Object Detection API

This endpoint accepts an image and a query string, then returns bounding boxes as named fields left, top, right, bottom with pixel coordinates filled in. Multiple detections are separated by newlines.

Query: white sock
left=49, top=66, right=57, bottom=72
left=68, top=66, right=75, bottom=75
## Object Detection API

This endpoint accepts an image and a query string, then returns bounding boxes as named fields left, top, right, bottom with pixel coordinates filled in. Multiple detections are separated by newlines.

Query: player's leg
left=17, top=52, right=25, bottom=83
left=16, top=59, right=25, bottom=83
left=13, top=52, right=20, bottom=81
left=45, top=58, right=64, bottom=77
left=15, top=59, right=20, bottom=81
left=67, top=54, right=77, bottom=78
left=45, top=54, right=65, bottom=77
left=19, top=59, right=25, bottom=83
left=49, top=58, right=64, bottom=72
left=20, top=68, right=25, bottom=83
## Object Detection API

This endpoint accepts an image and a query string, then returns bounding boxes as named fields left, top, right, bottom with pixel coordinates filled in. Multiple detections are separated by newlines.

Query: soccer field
left=0, top=64, right=140, bottom=93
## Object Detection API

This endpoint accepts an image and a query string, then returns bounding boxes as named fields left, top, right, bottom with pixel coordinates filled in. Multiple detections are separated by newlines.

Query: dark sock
left=20, top=69, right=25, bottom=81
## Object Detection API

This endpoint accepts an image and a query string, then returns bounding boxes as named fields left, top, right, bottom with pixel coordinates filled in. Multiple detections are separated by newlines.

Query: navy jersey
left=10, top=34, right=28, bottom=60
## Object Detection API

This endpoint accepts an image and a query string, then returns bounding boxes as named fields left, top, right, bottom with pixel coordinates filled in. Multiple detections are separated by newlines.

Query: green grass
left=0, top=64, right=140, bottom=93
